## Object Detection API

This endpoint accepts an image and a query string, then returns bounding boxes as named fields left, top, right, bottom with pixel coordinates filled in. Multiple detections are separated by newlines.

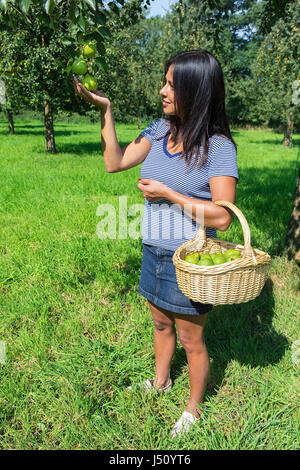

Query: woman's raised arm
left=73, top=76, right=151, bottom=173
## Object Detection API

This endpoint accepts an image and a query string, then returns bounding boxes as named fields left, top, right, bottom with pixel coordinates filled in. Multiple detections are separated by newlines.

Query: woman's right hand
left=73, top=76, right=111, bottom=112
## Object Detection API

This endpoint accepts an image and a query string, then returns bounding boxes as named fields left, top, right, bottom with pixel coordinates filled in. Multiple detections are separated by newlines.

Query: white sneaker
left=127, top=378, right=172, bottom=393
left=171, top=410, right=199, bottom=438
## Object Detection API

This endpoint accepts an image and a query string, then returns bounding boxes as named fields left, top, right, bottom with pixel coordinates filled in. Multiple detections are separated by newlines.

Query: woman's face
left=160, top=64, right=176, bottom=115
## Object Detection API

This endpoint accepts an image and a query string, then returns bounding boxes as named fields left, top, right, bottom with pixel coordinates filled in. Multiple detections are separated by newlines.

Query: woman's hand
left=73, top=76, right=111, bottom=112
left=137, top=179, right=169, bottom=202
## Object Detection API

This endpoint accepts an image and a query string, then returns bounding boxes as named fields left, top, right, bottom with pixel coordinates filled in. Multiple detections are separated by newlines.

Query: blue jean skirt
left=138, top=243, right=213, bottom=316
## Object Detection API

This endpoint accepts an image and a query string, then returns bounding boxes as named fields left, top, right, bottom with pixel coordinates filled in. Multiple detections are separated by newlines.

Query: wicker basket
left=172, top=200, right=271, bottom=305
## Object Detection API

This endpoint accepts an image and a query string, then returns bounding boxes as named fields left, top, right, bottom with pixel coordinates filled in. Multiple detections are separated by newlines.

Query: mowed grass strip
left=0, top=117, right=299, bottom=450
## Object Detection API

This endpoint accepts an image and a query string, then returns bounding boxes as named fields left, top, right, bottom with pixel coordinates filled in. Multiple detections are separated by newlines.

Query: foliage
left=0, top=1, right=153, bottom=135
left=239, top=0, right=300, bottom=129
left=257, top=0, right=296, bottom=34
left=99, top=14, right=179, bottom=123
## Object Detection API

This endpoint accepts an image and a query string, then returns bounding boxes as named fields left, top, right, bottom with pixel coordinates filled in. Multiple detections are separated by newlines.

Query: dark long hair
left=161, top=50, right=236, bottom=170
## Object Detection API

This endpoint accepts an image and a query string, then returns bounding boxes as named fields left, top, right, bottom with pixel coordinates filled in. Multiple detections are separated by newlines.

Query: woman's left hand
left=137, top=179, right=169, bottom=202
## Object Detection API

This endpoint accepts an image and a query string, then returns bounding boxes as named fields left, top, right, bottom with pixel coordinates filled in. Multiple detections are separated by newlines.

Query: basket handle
left=194, top=200, right=257, bottom=263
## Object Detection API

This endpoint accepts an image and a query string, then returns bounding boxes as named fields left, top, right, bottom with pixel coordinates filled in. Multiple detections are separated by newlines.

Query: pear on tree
left=70, top=42, right=99, bottom=92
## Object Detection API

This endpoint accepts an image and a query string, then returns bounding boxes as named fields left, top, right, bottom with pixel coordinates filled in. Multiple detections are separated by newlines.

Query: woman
left=73, top=50, right=238, bottom=438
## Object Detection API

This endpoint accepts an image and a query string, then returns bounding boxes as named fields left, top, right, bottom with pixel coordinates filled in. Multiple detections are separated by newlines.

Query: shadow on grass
left=56, top=140, right=132, bottom=156
left=170, top=278, right=289, bottom=398
left=231, top=130, right=241, bottom=137
left=248, top=137, right=300, bottom=147
left=48, top=140, right=131, bottom=156
left=234, top=166, right=298, bottom=256
left=57, top=142, right=102, bottom=155
left=0, top=128, right=92, bottom=137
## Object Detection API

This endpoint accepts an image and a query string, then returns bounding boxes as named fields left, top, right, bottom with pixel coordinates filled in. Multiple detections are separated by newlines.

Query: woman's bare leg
left=148, top=300, right=176, bottom=388
left=174, top=313, right=209, bottom=418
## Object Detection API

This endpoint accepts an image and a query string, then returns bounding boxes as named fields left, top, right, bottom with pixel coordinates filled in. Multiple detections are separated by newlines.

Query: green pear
left=83, top=41, right=97, bottom=59
left=212, top=253, right=227, bottom=265
left=226, top=253, right=241, bottom=262
left=185, top=253, right=200, bottom=264
left=210, top=251, right=221, bottom=261
left=82, top=74, right=98, bottom=91
left=197, top=257, right=214, bottom=266
left=72, top=58, right=88, bottom=75
left=200, top=253, right=212, bottom=261
left=224, top=249, right=240, bottom=259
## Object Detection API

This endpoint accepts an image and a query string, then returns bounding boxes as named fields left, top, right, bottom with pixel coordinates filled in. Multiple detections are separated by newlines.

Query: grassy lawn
left=0, top=117, right=299, bottom=450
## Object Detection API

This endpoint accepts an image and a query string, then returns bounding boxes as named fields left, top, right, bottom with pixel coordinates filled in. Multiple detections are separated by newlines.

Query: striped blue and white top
left=140, top=118, right=239, bottom=251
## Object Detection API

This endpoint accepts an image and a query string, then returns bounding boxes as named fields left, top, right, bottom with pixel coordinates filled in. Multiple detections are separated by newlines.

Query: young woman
left=73, top=50, right=238, bottom=438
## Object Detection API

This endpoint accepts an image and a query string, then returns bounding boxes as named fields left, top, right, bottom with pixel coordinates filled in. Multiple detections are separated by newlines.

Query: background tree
left=172, top=0, right=265, bottom=124
left=0, top=0, right=152, bottom=151
left=245, top=1, right=300, bottom=144
left=101, top=14, right=178, bottom=125
left=254, top=0, right=300, bottom=266
left=0, top=28, right=27, bottom=134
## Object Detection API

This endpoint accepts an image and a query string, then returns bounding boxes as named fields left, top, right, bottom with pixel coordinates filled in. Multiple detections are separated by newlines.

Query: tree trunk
left=7, top=109, right=15, bottom=134
left=285, top=163, right=300, bottom=266
left=137, top=107, right=141, bottom=130
left=43, top=99, right=56, bottom=153
left=283, top=109, right=294, bottom=147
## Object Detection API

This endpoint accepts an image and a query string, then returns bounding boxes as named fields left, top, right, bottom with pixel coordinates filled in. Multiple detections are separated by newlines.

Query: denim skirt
left=138, top=243, right=213, bottom=315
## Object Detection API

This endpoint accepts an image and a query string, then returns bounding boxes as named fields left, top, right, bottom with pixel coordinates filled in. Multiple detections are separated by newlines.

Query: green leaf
left=95, top=56, right=108, bottom=72
left=77, top=14, right=86, bottom=32
left=0, top=0, right=7, bottom=12
left=69, top=1, right=79, bottom=23
left=43, top=0, right=55, bottom=15
left=97, top=26, right=111, bottom=40
left=95, top=12, right=107, bottom=26
left=19, top=0, right=32, bottom=14
left=76, top=31, right=84, bottom=43
left=61, top=38, right=73, bottom=47
left=66, top=61, right=73, bottom=75
left=83, top=0, right=96, bottom=10
left=108, top=2, right=120, bottom=16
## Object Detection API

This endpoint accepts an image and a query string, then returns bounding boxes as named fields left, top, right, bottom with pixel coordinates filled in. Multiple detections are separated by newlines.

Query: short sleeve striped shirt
left=140, top=118, right=239, bottom=251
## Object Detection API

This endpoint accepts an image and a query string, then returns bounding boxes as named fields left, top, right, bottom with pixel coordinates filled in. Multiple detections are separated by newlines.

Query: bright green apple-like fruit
left=212, top=253, right=227, bottom=265
left=72, top=58, right=88, bottom=75
left=185, top=253, right=200, bottom=264
left=83, top=42, right=97, bottom=59
left=226, top=253, right=241, bottom=261
left=224, top=249, right=241, bottom=259
left=200, top=253, right=213, bottom=261
left=197, top=258, right=214, bottom=266
left=82, top=74, right=98, bottom=91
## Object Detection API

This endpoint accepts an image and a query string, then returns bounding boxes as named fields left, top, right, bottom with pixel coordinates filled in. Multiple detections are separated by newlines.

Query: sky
left=148, top=0, right=177, bottom=17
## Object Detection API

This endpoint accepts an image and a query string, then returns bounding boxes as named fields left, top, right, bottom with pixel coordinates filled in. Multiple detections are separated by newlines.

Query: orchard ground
left=0, top=115, right=299, bottom=450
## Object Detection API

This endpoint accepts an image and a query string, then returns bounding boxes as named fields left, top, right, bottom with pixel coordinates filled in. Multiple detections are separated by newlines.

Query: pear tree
left=0, top=0, right=152, bottom=152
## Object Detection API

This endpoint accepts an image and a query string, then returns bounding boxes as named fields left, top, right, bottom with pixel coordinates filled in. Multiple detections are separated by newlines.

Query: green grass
left=0, top=117, right=299, bottom=450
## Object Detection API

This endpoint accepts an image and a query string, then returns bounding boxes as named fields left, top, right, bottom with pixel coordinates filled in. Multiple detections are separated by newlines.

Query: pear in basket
left=185, top=253, right=199, bottom=264
left=212, top=253, right=227, bottom=265
left=224, top=249, right=241, bottom=261
left=200, top=253, right=212, bottom=261
left=210, top=251, right=222, bottom=263
left=197, top=257, right=214, bottom=266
